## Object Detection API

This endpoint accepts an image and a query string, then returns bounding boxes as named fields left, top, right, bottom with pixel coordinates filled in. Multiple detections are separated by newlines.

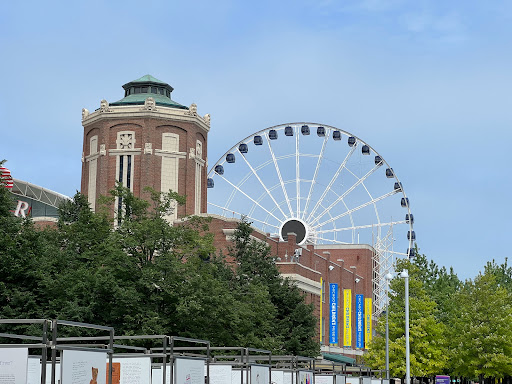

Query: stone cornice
left=82, top=104, right=210, bottom=133
left=154, top=149, right=187, bottom=158
left=109, top=148, right=142, bottom=156
left=281, top=273, right=321, bottom=296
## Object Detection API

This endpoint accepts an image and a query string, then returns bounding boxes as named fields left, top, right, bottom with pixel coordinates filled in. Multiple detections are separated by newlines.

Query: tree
left=448, top=271, right=512, bottom=380
left=0, top=181, right=319, bottom=353
left=364, top=259, right=448, bottom=378
left=413, top=249, right=461, bottom=323
left=229, top=218, right=320, bottom=356
left=484, top=258, right=512, bottom=290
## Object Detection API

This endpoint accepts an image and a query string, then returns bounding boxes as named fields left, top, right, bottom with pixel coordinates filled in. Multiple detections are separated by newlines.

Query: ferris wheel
left=206, top=122, right=414, bottom=315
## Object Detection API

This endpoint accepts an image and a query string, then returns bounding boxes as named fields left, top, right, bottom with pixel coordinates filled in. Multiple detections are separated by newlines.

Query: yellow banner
left=344, top=289, right=352, bottom=347
left=365, top=298, right=372, bottom=349
left=320, top=277, right=323, bottom=344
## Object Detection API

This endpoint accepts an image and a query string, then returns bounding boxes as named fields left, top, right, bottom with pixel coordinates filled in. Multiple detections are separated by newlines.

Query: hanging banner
left=320, top=277, right=323, bottom=344
left=356, top=294, right=364, bottom=349
left=329, top=283, right=338, bottom=344
left=365, top=298, right=373, bottom=349
left=343, top=289, right=352, bottom=347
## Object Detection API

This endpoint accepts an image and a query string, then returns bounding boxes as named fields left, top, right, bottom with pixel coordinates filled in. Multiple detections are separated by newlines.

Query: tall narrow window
left=194, top=140, right=204, bottom=214
left=160, top=133, right=180, bottom=222
left=87, top=135, right=99, bottom=211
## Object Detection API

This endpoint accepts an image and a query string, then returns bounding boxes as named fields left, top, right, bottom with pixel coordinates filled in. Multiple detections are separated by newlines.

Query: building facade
left=204, top=214, right=375, bottom=360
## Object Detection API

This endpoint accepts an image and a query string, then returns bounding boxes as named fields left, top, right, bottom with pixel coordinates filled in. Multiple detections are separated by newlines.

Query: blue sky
left=1, top=0, right=511, bottom=279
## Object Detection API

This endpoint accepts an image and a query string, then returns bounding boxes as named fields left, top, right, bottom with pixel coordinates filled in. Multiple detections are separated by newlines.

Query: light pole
left=402, top=269, right=410, bottom=384
left=385, top=274, right=390, bottom=380
left=385, top=270, right=410, bottom=384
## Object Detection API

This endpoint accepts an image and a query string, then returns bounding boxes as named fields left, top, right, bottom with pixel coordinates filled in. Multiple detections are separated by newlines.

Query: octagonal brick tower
left=80, top=75, right=210, bottom=221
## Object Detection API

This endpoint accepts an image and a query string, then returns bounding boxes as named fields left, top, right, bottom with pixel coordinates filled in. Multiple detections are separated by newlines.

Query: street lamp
left=385, top=270, right=410, bottom=384
left=385, top=273, right=390, bottom=380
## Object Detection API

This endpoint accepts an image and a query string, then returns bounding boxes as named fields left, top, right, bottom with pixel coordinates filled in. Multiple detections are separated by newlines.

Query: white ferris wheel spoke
left=302, top=132, right=329, bottom=221
left=215, top=173, right=282, bottom=222
left=238, top=147, right=288, bottom=219
left=315, top=220, right=407, bottom=234
left=309, top=164, right=381, bottom=226
left=313, top=236, right=352, bottom=245
left=265, top=131, right=294, bottom=217
left=296, top=126, right=300, bottom=216
left=305, top=145, right=357, bottom=223
left=207, top=202, right=280, bottom=229
left=361, top=182, right=381, bottom=226
left=313, top=189, right=398, bottom=228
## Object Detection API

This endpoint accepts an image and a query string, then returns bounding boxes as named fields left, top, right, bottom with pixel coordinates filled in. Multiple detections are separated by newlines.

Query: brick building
left=81, top=75, right=210, bottom=221
left=204, top=214, right=375, bottom=361
left=79, top=75, right=377, bottom=361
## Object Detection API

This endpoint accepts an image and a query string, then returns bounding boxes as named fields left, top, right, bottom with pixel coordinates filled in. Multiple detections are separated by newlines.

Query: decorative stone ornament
left=99, top=144, right=106, bottom=156
left=186, top=103, right=198, bottom=116
left=142, top=97, right=157, bottom=111
left=144, top=143, right=153, bottom=154
left=196, top=141, right=203, bottom=158
left=203, top=114, right=210, bottom=126
left=82, top=108, right=89, bottom=120
left=117, top=133, right=134, bottom=149
left=100, top=99, right=112, bottom=113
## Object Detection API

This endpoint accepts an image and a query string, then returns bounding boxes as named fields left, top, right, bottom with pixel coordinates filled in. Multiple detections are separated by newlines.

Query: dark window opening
left=159, top=88, right=164, bottom=95
left=117, top=197, right=123, bottom=226
left=151, top=87, right=158, bottom=94
left=134, top=87, right=141, bottom=94
left=141, top=87, right=148, bottom=93
left=119, top=156, right=124, bottom=183
left=127, top=155, right=132, bottom=189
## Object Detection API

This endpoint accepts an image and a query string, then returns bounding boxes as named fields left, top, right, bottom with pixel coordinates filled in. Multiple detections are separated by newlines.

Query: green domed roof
left=110, top=74, right=188, bottom=110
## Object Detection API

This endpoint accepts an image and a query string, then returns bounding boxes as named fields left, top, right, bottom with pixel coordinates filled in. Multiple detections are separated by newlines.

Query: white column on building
left=194, top=140, right=205, bottom=214
left=86, top=135, right=99, bottom=211
left=156, top=133, right=186, bottom=222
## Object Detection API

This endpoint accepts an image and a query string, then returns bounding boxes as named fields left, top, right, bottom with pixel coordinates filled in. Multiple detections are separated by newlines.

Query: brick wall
left=202, top=214, right=376, bottom=352
left=81, top=115, right=208, bottom=217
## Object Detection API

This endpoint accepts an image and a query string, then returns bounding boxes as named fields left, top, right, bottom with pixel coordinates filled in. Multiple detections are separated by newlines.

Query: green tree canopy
left=364, top=259, right=448, bottom=378
left=0, top=181, right=319, bottom=356
left=229, top=218, right=319, bottom=356
left=448, top=271, right=512, bottom=379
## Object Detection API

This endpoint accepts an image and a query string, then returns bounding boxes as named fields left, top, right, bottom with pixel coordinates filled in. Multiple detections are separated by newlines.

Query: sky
left=1, top=0, right=511, bottom=280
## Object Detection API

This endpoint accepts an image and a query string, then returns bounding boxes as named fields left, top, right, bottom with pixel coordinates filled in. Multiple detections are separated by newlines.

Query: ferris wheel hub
left=279, top=218, right=309, bottom=245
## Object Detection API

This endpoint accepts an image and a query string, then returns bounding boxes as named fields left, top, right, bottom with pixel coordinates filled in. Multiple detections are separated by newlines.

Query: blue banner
left=329, top=283, right=338, bottom=344
left=356, top=294, right=364, bottom=348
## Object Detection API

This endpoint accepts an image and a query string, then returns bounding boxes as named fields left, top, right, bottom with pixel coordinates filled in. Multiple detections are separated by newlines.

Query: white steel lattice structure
left=12, top=179, right=71, bottom=207
left=207, top=123, right=414, bottom=315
